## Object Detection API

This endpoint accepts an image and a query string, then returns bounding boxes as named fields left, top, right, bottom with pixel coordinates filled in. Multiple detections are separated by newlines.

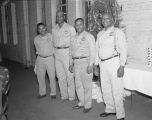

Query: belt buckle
left=72, top=56, right=82, bottom=59
left=100, top=55, right=118, bottom=62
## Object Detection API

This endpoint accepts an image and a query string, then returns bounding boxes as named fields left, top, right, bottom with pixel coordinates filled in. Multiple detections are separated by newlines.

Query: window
left=58, top=0, right=68, bottom=22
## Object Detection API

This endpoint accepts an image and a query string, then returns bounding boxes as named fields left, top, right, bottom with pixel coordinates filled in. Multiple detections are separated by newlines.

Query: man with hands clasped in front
left=69, top=18, right=95, bottom=113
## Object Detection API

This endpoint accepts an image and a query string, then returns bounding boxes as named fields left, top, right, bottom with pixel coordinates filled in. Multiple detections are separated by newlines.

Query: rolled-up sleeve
left=95, top=36, right=99, bottom=65
left=69, top=37, right=74, bottom=66
left=117, top=29, right=127, bottom=66
left=34, top=37, right=38, bottom=55
left=70, top=27, right=76, bottom=37
left=87, top=34, right=96, bottom=66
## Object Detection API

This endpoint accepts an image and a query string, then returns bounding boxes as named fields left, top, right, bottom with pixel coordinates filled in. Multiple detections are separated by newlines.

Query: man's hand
left=87, top=65, right=93, bottom=74
left=69, top=64, right=74, bottom=73
left=94, top=65, right=100, bottom=76
left=117, top=66, right=124, bottom=78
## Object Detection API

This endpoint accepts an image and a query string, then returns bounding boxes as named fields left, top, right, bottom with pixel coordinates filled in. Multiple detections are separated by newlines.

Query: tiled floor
left=3, top=60, right=152, bottom=120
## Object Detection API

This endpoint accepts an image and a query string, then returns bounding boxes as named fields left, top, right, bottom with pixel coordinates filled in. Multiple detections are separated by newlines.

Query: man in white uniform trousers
left=95, top=13, right=127, bottom=120
left=69, top=18, right=95, bottom=113
left=34, top=23, right=56, bottom=99
left=52, top=11, right=76, bottom=101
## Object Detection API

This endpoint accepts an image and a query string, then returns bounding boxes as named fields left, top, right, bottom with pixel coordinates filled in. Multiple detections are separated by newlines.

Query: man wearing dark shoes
left=69, top=18, right=95, bottom=113
left=72, top=105, right=92, bottom=113
left=100, top=112, right=116, bottom=117
left=95, top=13, right=127, bottom=120
left=117, top=118, right=125, bottom=120
left=37, top=94, right=47, bottom=99
left=100, top=112, right=124, bottom=120
left=52, top=11, right=76, bottom=101
left=51, top=95, right=56, bottom=99
left=72, top=105, right=84, bottom=109
left=34, top=23, right=56, bottom=99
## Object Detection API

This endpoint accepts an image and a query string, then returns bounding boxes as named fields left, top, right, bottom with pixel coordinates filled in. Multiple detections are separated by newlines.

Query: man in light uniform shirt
left=34, top=23, right=56, bottom=99
left=95, top=13, right=127, bottom=120
left=52, top=11, right=76, bottom=101
left=69, top=18, right=95, bottom=113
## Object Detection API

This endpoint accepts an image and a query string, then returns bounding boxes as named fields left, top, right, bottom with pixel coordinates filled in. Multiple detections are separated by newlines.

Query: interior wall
left=0, top=1, right=25, bottom=63
left=0, top=0, right=79, bottom=65
left=28, top=0, right=37, bottom=66
left=118, top=0, right=152, bottom=65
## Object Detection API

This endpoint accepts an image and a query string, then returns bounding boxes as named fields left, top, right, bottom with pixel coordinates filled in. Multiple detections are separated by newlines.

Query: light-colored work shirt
left=34, top=33, right=54, bottom=57
left=95, top=26, right=127, bottom=66
left=52, top=22, right=76, bottom=48
left=70, top=31, right=96, bottom=66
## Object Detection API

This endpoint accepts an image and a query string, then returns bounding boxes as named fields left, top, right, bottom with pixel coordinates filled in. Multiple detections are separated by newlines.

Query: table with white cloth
left=123, top=63, right=152, bottom=97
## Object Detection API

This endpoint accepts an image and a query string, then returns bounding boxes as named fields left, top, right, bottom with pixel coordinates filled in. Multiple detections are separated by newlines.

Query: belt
left=38, top=55, right=52, bottom=58
left=55, top=46, right=69, bottom=49
left=72, top=56, right=88, bottom=59
left=100, top=55, right=118, bottom=61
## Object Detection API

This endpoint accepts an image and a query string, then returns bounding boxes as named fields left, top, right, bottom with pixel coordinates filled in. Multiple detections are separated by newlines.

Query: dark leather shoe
left=37, top=94, right=46, bottom=99
left=83, top=108, right=92, bottom=113
left=100, top=112, right=116, bottom=117
left=51, top=95, right=56, bottom=99
left=117, top=118, right=125, bottom=120
left=72, top=105, right=84, bottom=109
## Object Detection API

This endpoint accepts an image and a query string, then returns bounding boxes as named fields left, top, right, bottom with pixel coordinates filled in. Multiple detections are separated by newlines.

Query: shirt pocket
left=79, top=37, right=87, bottom=45
left=62, top=29, right=70, bottom=37
left=79, top=37, right=89, bottom=52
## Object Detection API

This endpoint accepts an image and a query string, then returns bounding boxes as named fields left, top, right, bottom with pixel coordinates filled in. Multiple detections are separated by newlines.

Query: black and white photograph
left=0, top=0, right=152, bottom=120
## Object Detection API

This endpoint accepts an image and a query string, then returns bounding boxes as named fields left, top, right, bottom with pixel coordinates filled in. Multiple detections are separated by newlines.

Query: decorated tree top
left=86, top=0, right=121, bottom=39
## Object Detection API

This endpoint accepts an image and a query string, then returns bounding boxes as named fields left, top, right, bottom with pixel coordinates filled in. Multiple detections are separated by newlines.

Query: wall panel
left=118, top=0, right=152, bottom=65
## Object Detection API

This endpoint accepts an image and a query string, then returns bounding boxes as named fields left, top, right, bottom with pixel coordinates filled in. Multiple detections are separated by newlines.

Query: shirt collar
left=103, top=26, right=114, bottom=32
left=57, top=22, right=66, bottom=29
left=76, top=30, right=86, bottom=37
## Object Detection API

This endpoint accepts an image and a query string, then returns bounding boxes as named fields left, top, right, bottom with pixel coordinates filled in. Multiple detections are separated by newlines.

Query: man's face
left=102, top=14, right=113, bottom=28
left=75, top=20, right=84, bottom=34
left=56, top=12, right=64, bottom=24
left=37, top=25, right=47, bottom=36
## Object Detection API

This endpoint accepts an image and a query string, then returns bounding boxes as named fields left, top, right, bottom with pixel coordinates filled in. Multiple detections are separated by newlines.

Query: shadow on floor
left=2, top=59, right=152, bottom=120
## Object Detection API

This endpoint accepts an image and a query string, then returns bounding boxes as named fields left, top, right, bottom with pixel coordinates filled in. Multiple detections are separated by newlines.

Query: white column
left=51, top=0, right=57, bottom=28
left=76, top=0, right=85, bottom=19
left=36, top=0, right=43, bottom=23
left=1, top=0, right=10, bottom=44
left=68, top=0, right=76, bottom=25
left=23, top=0, right=31, bottom=67
left=1, top=6, right=7, bottom=44
left=11, top=3, right=18, bottom=45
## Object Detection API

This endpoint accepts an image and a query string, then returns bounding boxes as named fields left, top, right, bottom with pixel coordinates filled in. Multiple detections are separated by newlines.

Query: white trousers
left=74, top=58, right=93, bottom=108
left=55, top=49, right=75, bottom=100
left=36, top=56, right=56, bottom=96
left=99, top=57, right=125, bottom=119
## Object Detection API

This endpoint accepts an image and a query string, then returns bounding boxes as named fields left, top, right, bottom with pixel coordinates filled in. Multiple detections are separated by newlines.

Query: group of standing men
left=34, top=10, right=127, bottom=120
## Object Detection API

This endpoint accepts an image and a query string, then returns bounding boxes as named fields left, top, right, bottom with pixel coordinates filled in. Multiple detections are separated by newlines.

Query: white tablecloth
left=123, top=63, right=152, bottom=97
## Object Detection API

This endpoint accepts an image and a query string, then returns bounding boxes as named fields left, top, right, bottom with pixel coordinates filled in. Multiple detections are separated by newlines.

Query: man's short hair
left=75, top=18, right=84, bottom=24
left=37, top=22, right=46, bottom=28
left=36, top=22, right=46, bottom=34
